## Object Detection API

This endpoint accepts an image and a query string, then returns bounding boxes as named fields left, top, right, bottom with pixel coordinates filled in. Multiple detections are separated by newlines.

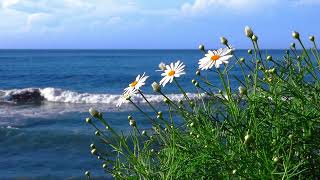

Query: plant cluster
left=84, top=27, right=320, bottom=179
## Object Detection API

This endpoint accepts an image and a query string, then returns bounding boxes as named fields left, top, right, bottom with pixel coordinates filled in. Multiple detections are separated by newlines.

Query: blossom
left=198, top=48, right=233, bottom=70
left=159, top=60, right=185, bottom=87
left=116, top=93, right=131, bottom=107
left=124, top=73, right=148, bottom=94
left=245, top=26, right=253, bottom=38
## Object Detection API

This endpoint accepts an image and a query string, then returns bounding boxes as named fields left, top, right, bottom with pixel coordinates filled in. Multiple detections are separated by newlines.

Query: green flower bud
left=89, top=108, right=100, bottom=118
left=267, top=55, right=272, bottom=61
left=240, top=57, right=245, bottom=63
left=97, top=156, right=102, bottom=160
left=142, top=130, right=147, bottom=135
left=164, top=98, right=169, bottom=104
left=218, top=90, right=222, bottom=94
left=244, top=134, right=253, bottom=145
left=102, top=163, right=108, bottom=169
left=198, top=44, right=205, bottom=52
left=291, top=43, right=296, bottom=48
left=245, top=26, right=254, bottom=38
left=196, top=134, right=200, bottom=138
left=252, top=35, right=258, bottom=42
left=85, top=171, right=90, bottom=176
left=292, top=31, right=300, bottom=39
left=196, top=70, right=201, bottom=76
left=288, top=134, right=293, bottom=139
left=238, top=86, right=247, bottom=96
left=128, top=115, right=133, bottom=120
left=232, top=169, right=237, bottom=174
left=189, top=132, right=193, bottom=136
left=190, top=122, right=194, bottom=127
left=220, top=36, right=228, bottom=46
left=85, top=117, right=92, bottom=124
left=91, top=149, right=97, bottom=155
left=150, top=149, right=154, bottom=153
left=152, top=82, right=161, bottom=92
left=272, top=156, right=279, bottom=163
left=90, top=143, right=96, bottom=149
left=204, top=145, right=208, bottom=148
left=248, top=49, right=252, bottom=54
left=309, top=35, right=315, bottom=42
left=191, top=79, right=196, bottom=84
left=105, top=125, right=109, bottom=130
left=129, top=119, right=136, bottom=127
left=194, top=82, right=199, bottom=87
left=95, top=131, right=100, bottom=136
left=258, top=66, right=264, bottom=70
left=257, top=60, right=261, bottom=64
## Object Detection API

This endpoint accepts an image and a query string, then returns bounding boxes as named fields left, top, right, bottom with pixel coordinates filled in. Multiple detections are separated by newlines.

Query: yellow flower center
left=168, top=70, right=175, bottom=76
left=211, top=55, right=220, bottom=61
left=130, top=81, right=138, bottom=87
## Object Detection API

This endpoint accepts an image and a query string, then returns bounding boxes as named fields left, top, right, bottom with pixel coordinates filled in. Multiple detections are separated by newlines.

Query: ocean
left=0, top=49, right=286, bottom=179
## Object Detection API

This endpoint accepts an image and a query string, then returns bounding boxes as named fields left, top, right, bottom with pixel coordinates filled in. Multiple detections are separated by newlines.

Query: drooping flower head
left=123, top=73, right=149, bottom=95
left=159, top=60, right=185, bottom=87
left=116, top=93, right=131, bottom=107
left=198, top=47, right=233, bottom=70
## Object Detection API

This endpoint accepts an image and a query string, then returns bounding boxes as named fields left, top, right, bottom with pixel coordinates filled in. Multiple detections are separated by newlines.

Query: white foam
left=0, top=87, right=204, bottom=105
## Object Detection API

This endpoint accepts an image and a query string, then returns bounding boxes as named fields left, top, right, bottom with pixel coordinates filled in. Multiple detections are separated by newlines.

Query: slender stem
left=138, top=90, right=158, bottom=114
left=174, top=78, right=191, bottom=103
left=128, top=99, right=156, bottom=124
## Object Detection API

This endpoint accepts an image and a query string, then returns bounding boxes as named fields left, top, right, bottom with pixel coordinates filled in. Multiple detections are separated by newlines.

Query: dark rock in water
left=10, top=89, right=44, bottom=104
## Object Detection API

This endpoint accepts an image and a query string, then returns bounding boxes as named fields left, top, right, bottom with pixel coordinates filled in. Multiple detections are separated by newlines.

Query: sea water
left=0, top=49, right=286, bottom=179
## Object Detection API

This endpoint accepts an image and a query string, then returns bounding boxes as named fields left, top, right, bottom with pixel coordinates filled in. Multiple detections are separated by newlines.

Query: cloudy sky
left=0, top=0, right=319, bottom=49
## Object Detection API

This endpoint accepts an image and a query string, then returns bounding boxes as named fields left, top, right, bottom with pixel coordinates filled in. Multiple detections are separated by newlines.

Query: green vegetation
left=85, top=27, right=320, bottom=179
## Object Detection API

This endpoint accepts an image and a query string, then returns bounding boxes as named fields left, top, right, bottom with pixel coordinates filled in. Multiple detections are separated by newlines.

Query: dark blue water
left=0, top=49, right=286, bottom=179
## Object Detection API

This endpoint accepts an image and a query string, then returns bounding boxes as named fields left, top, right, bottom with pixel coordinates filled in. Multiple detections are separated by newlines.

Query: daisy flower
left=159, top=60, right=185, bottom=87
left=156, top=62, right=166, bottom=72
left=116, top=93, right=131, bottom=107
left=198, top=47, right=233, bottom=70
left=124, top=73, right=149, bottom=94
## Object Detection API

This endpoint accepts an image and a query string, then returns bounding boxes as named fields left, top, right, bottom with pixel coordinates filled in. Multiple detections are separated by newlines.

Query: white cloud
left=180, top=0, right=278, bottom=15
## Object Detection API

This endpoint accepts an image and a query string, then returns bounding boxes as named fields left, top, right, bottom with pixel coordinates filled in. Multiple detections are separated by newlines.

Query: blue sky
left=0, top=0, right=319, bottom=49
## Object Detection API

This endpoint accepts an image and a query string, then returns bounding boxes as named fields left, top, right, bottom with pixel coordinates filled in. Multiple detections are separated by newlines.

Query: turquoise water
left=0, top=50, right=286, bottom=179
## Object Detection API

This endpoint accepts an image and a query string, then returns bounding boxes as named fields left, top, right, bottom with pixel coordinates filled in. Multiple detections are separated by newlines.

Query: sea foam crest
left=0, top=87, right=203, bottom=105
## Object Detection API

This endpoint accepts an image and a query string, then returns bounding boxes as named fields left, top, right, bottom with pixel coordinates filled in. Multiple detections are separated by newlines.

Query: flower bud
left=151, top=82, right=161, bottom=92
left=268, top=68, right=276, bottom=74
left=150, top=149, right=154, bottom=153
left=292, top=31, right=300, bottom=39
left=288, top=134, right=293, bottom=139
left=244, top=134, right=252, bottom=145
left=97, top=156, right=102, bottom=159
left=267, top=77, right=272, bottom=83
left=90, top=143, right=96, bottom=149
left=189, top=132, right=193, bottom=136
left=252, top=35, right=258, bottom=42
left=191, top=79, right=196, bottom=84
left=105, top=125, right=109, bottom=130
left=248, top=49, right=252, bottom=54
left=129, top=119, right=136, bottom=127
left=258, top=66, right=264, bottom=70
left=239, top=57, right=245, bottom=63
left=102, top=163, right=108, bottom=169
left=194, top=82, right=199, bottom=87
left=272, top=156, right=279, bottom=163
left=267, top=55, right=272, bottom=61
left=238, top=86, right=247, bottom=96
left=309, top=35, right=315, bottom=42
left=196, top=70, right=201, bottom=76
left=158, top=62, right=166, bottom=71
left=245, top=26, right=254, bottom=38
left=232, top=169, right=237, bottom=174
left=91, top=149, right=97, bottom=155
left=85, top=171, right=90, bottom=176
left=257, top=60, right=261, bottom=64
left=85, top=117, right=92, bottom=124
left=218, top=90, right=222, bottom=94
left=89, top=108, right=100, bottom=118
left=204, top=145, right=208, bottom=148
left=142, top=130, right=147, bottom=135
left=196, top=134, right=200, bottom=138
left=128, top=115, right=133, bottom=120
left=163, top=98, right=169, bottom=104
left=291, top=43, right=295, bottom=48
left=220, top=36, right=228, bottom=46
left=190, top=122, right=194, bottom=127
left=198, top=44, right=205, bottom=52
left=95, top=131, right=100, bottom=136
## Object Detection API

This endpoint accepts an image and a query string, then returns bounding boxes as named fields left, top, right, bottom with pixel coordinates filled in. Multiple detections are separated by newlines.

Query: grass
left=84, top=28, right=320, bottom=179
